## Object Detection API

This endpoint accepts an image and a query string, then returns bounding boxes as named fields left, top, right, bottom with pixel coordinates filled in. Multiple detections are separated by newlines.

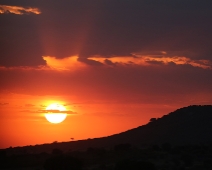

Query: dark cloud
left=104, top=59, right=116, bottom=66
left=0, top=102, right=9, bottom=105
left=0, top=0, right=212, bottom=66
left=38, top=110, right=76, bottom=115
left=20, top=109, right=76, bottom=115
left=77, top=57, right=103, bottom=66
left=145, top=60, right=164, bottom=65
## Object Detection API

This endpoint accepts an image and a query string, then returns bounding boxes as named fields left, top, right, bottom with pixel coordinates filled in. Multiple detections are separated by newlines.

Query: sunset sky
left=0, top=0, right=212, bottom=149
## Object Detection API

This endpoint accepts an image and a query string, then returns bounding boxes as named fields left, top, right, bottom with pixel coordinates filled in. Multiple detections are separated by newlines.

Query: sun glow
left=45, top=103, right=67, bottom=124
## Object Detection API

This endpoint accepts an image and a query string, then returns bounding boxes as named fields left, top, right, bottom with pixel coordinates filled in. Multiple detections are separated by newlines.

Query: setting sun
left=45, top=103, right=67, bottom=124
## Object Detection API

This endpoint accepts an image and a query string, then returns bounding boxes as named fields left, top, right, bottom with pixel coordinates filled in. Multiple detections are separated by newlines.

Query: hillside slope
left=109, top=105, right=212, bottom=145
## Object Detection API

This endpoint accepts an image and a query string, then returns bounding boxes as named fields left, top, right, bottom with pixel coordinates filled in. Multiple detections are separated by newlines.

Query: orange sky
left=0, top=59, right=211, bottom=148
left=1, top=1, right=212, bottom=149
left=0, top=92, right=181, bottom=148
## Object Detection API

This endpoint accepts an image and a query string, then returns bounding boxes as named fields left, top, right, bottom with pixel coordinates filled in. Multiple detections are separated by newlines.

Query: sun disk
left=45, top=103, right=67, bottom=124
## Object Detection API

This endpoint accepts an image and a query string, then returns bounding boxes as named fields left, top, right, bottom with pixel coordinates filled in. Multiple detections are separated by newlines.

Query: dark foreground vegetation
left=1, top=143, right=212, bottom=170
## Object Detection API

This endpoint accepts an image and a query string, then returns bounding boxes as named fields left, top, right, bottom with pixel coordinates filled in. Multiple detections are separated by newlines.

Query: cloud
left=38, top=110, right=76, bottom=115
left=0, top=65, right=48, bottom=71
left=43, top=56, right=87, bottom=71
left=0, top=56, right=86, bottom=71
left=0, top=102, right=9, bottom=106
left=88, top=52, right=212, bottom=70
left=20, top=109, right=76, bottom=115
left=0, top=5, right=41, bottom=15
left=0, top=52, right=211, bottom=72
left=77, top=57, right=103, bottom=66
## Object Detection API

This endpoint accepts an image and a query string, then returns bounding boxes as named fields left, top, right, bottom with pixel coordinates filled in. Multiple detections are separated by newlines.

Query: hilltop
left=110, top=105, right=212, bottom=146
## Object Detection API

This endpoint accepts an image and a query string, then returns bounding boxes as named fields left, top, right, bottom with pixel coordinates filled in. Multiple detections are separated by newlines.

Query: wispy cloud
left=0, top=65, right=48, bottom=71
left=0, top=5, right=41, bottom=15
left=40, top=110, right=76, bottom=114
left=0, top=102, right=9, bottom=106
left=21, top=109, right=76, bottom=115
left=89, top=51, right=212, bottom=70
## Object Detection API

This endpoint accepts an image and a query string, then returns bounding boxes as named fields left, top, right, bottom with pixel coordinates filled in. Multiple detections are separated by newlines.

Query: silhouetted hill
left=6, top=105, right=212, bottom=154
left=110, top=105, right=212, bottom=146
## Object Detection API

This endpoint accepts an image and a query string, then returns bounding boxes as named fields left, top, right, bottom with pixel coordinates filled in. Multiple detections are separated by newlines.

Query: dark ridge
left=5, top=105, right=212, bottom=154
left=109, top=105, right=212, bottom=146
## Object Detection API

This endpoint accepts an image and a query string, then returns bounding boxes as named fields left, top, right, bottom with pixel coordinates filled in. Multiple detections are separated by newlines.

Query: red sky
left=0, top=0, right=212, bottom=149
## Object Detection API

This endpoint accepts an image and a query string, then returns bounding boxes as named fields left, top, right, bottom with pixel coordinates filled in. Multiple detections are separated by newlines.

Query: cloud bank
left=0, top=5, right=41, bottom=15
left=89, top=53, right=212, bottom=70
left=0, top=53, right=211, bottom=71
